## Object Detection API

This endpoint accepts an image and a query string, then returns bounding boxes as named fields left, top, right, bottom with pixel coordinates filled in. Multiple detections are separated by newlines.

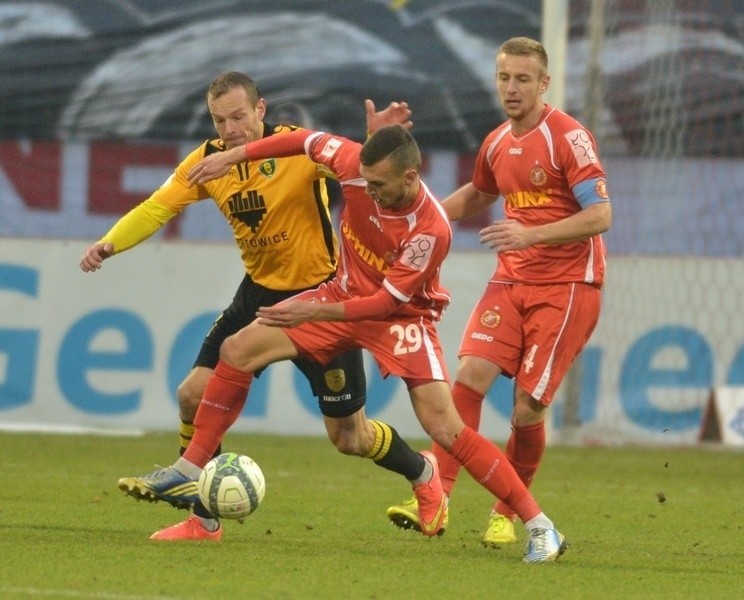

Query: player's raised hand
left=80, top=242, right=114, bottom=272
left=365, top=99, right=413, bottom=134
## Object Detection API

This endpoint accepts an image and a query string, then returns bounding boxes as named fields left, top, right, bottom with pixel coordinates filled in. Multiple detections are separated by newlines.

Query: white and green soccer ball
left=197, top=452, right=266, bottom=520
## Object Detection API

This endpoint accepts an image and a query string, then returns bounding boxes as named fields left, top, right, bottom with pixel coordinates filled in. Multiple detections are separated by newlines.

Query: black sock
left=367, top=420, right=425, bottom=480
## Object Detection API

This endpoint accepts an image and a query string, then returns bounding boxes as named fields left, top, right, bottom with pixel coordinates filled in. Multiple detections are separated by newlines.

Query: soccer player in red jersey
left=82, top=71, right=438, bottom=542
left=387, top=36, right=612, bottom=547
left=133, top=123, right=568, bottom=562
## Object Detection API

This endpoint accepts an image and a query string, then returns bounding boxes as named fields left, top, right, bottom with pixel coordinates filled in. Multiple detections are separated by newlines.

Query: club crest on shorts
left=258, top=159, right=276, bottom=178
left=324, top=369, right=346, bottom=393
left=530, top=165, right=547, bottom=186
left=480, top=309, right=501, bottom=328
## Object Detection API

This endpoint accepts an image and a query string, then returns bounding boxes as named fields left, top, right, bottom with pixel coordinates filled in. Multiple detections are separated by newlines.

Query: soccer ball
left=197, top=452, right=266, bottom=520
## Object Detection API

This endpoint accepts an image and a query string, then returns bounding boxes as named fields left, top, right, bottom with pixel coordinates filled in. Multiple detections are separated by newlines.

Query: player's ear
left=539, top=74, right=550, bottom=95
left=255, top=98, right=267, bottom=119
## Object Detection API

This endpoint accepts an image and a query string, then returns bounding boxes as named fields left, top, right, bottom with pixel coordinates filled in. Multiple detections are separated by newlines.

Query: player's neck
left=392, top=180, right=420, bottom=212
left=510, top=102, right=546, bottom=136
left=403, top=180, right=421, bottom=209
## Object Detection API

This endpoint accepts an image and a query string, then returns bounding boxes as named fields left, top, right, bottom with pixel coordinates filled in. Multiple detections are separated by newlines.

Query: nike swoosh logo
left=420, top=496, right=446, bottom=536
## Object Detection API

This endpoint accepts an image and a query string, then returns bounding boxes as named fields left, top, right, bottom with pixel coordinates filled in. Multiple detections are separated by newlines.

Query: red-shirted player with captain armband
left=387, top=36, right=612, bottom=548
left=131, top=121, right=569, bottom=562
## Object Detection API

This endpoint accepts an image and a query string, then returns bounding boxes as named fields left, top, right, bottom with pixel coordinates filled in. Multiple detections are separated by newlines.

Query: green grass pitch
left=0, top=431, right=741, bottom=599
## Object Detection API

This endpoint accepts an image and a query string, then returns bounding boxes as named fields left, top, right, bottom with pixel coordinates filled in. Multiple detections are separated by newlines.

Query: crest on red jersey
left=530, top=165, right=547, bottom=186
left=480, top=309, right=501, bottom=328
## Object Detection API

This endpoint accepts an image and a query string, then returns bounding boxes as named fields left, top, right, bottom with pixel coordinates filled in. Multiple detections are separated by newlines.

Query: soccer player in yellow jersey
left=80, top=72, right=439, bottom=541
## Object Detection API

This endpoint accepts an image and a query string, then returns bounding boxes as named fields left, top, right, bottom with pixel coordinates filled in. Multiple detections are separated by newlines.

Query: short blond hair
left=498, top=37, right=549, bottom=76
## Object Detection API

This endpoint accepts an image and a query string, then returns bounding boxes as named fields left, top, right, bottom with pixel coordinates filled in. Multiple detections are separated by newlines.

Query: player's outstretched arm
left=257, top=288, right=400, bottom=327
left=256, top=300, right=344, bottom=328
left=80, top=242, right=115, bottom=272
left=189, top=130, right=313, bottom=186
left=79, top=199, right=178, bottom=270
left=441, top=183, right=498, bottom=222
left=187, top=146, right=244, bottom=186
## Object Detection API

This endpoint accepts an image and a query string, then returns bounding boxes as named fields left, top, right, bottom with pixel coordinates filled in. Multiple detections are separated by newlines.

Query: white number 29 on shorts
left=389, top=324, right=423, bottom=355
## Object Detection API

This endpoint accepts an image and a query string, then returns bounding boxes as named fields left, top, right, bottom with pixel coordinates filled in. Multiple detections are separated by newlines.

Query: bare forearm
left=530, top=202, right=612, bottom=245
left=314, top=302, right=346, bottom=321
left=442, top=183, right=497, bottom=222
left=257, top=289, right=400, bottom=327
left=188, top=130, right=314, bottom=186
left=256, top=300, right=343, bottom=328
left=480, top=202, right=612, bottom=251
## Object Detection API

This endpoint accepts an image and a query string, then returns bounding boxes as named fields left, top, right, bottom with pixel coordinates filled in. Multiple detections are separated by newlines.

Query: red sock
left=182, top=361, right=253, bottom=467
left=433, top=381, right=484, bottom=496
left=494, top=421, right=546, bottom=518
left=449, top=426, right=541, bottom=523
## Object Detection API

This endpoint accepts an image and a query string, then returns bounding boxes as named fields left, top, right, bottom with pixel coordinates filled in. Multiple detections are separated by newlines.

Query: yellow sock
left=179, top=421, right=195, bottom=455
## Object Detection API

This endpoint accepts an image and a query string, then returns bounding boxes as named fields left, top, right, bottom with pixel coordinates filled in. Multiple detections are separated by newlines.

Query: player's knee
left=512, top=406, right=545, bottom=428
left=219, top=336, right=241, bottom=364
left=176, top=380, right=201, bottom=420
left=456, top=358, right=498, bottom=392
left=418, top=409, right=461, bottom=451
left=512, top=389, right=545, bottom=426
left=428, top=426, right=457, bottom=452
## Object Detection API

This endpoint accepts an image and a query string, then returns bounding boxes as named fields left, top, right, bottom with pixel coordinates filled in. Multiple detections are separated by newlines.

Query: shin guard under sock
left=182, top=361, right=253, bottom=468
left=494, top=420, right=546, bottom=518
left=433, top=381, right=485, bottom=496
left=450, top=426, right=540, bottom=523
left=367, top=420, right=424, bottom=480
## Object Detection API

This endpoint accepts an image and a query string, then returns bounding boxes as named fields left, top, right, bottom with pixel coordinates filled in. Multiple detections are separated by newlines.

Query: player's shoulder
left=484, top=120, right=511, bottom=142
left=174, top=139, right=223, bottom=169
left=543, top=106, right=588, bottom=135
left=263, top=122, right=303, bottom=138
left=421, top=185, right=452, bottom=227
left=479, top=121, right=512, bottom=154
left=203, top=138, right=226, bottom=157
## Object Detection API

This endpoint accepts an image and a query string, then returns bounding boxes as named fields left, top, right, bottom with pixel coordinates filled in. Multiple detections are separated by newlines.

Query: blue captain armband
left=572, top=177, right=610, bottom=209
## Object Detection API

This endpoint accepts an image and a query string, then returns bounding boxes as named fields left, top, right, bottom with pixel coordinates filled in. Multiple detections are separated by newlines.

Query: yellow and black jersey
left=102, top=123, right=338, bottom=291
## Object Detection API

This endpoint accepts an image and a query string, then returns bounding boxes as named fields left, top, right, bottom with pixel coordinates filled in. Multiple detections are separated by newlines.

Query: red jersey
left=305, top=132, right=452, bottom=321
left=473, top=105, right=608, bottom=286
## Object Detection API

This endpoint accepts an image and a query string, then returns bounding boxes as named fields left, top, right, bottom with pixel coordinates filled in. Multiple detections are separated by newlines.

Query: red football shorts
left=281, top=282, right=450, bottom=382
left=458, top=281, right=601, bottom=405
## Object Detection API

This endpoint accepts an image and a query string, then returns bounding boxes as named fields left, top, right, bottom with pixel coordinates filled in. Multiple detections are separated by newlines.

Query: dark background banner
left=0, top=0, right=742, bottom=255
left=1, top=0, right=740, bottom=156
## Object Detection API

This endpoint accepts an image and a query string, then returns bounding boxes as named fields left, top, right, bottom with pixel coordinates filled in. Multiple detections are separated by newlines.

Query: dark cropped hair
left=207, top=71, right=260, bottom=106
left=360, top=125, right=421, bottom=173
